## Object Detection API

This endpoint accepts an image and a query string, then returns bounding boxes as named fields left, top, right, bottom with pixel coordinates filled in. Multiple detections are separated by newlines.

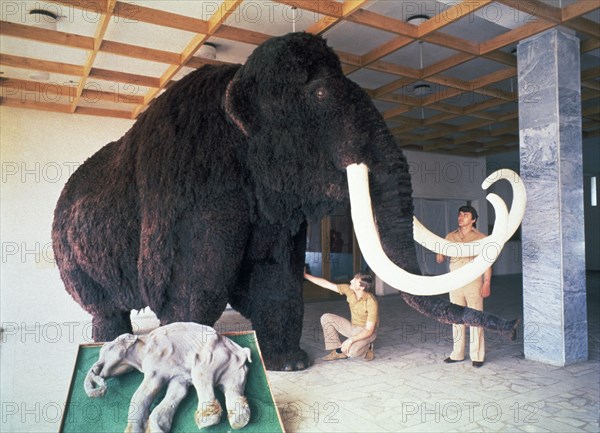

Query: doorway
left=304, top=205, right=362, bottom=302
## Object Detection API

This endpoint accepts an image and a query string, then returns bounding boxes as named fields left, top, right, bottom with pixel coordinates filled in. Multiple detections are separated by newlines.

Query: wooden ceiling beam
left=495, top=0, right=561, bottom=23
left=214, top=25, right=271, bottom=46
left=422, top=87, right=465, bottom=106
left=276, top=0, right=343, bottom=18
left=582, top=66, right=600, bottom=84
left=89, top=68, right=160, bottom=88
left=382, top=105, right=411, bottom=120
left=306, top=0, right=370, bottom=35
left=425, top=75, right=471, bottom=91
left=112, top=2, right=209, bottom=34
left=51, top=0, right=112, bottom=15
left=582, top=81, right=600, bottom=92
left=418, top=1, right=494, bottom=37
left=562, top=17, right=600, bottom=39
left=345, top=9, right=418, bottom=38
left=360, top=36, right=414, bottom=67
left=423, top=111, right=458, bottom=126
left=75, top=105, right=135, bottom=118
left=372, top=76, right=417, bottom=99
left=582, top=38, right=600, bottom=53
left=422, top=32, right=479, bottom=56
left=482, top=50, right=517, bottom=67
left=0, top=97, right=74, bottom=113
left=0, top=20, right=93, bottom=50
left=427, top=102, right=465, bottom=116
left=207, top=1, right=243, bottom=34
left=1, top=78, right=75, bottom=102
left=69, top=0, right=116, bottom=112
left=0, top=77, right=144, bottom=104
left=422, top=52, right=475, bottom=78
left=100, top=40, right=181, bottom=65
left=561, top=1, right=600, bottom=22
left=471, top=67, right=516, bottom=89
left=370, top=62, right=420, bottom=80
left=185, top=57, right=233, bottom=69
left=480, top=19, right=555, bottom=54
left=463, top=98, right=509, bottom=115
left=0, top=53, right=84, bottom=76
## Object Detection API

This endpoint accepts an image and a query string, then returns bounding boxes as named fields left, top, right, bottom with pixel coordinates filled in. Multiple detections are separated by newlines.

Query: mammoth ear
left=243, top=347, right=252, bottom=364
left=223, top=76, right=256, bottom=137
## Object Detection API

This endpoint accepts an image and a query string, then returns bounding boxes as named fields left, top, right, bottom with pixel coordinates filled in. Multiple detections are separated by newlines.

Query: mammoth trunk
left=346, top=133, right=519, bottom=337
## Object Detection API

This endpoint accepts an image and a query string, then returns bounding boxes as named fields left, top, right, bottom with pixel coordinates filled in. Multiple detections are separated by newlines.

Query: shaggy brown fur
left=52, top=33, right=517, bottom=371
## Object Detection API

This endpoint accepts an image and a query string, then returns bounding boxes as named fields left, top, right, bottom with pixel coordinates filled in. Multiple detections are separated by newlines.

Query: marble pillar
left=518, top=29, right=588, bottom=365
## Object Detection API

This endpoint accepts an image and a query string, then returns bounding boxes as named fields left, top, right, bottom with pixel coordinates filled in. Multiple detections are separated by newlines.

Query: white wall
left=1, top=107, right=134, bottom=325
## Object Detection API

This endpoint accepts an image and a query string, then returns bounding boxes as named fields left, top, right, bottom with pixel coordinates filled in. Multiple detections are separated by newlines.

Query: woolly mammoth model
left=52, top=32, right=523, bottom=371
left=84, top=323, right=252, bottom=432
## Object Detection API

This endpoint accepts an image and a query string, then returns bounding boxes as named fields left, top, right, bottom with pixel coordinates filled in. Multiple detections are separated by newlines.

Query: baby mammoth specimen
left=84, top=323, right=252, bottom=432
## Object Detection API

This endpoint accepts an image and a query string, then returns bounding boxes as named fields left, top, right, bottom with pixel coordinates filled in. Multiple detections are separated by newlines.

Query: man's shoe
left=364, top=344, right=374, bottom=362
left=443, top=357, right=464, bottom=363
left=322, top=350, right=348, bottom=361
left=472, top=361, right=484, bottom=368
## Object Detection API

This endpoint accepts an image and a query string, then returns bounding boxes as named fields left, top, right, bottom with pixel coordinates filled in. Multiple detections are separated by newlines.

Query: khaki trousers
left=449, top=282, right=485, bottom=362
left=320, top=313, right=376, bottom=358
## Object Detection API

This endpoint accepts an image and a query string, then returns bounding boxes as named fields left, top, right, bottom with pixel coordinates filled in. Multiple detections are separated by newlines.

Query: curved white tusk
left=347, top=163, right=508, bottom=296
left=482, top=168, right=526, bottom=242
left=413, top=168, right=526, bottom=257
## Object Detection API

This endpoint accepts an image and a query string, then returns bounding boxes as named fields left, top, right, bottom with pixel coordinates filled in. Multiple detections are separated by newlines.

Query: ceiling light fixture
left=413, top=84, right=432, bottom=96
left=406, top=14, right=430, bottom=25
left=28, top=9, right=59, bottom=31
left=197, top=42, right=217, bottom=60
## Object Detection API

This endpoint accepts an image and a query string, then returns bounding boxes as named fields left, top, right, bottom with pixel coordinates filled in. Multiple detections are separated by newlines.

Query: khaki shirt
left=336, top=284, right=379, bottom=328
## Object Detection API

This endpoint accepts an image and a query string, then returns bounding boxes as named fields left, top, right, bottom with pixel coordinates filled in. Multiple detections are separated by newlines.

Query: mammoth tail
left=401, top=293, right=520, bottom=341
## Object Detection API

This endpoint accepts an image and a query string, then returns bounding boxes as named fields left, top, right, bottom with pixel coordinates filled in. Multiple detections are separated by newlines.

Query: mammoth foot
left=264, top=349, right=310, bottom=371
left=227, top=396, right=251, bottom=430
left=195, top=399, right=223, bottom=429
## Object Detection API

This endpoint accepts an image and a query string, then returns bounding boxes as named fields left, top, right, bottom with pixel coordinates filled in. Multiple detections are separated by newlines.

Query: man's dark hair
left=355, top=272, right=374, bottom=292
left=458, top=205, right=478, bottom=228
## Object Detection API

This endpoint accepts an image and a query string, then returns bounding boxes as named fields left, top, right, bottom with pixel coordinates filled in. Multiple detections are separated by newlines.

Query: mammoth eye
left=315, top=87, right=327, bottom=100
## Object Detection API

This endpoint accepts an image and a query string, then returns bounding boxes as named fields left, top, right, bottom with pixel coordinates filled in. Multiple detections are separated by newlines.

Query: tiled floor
left=1, top=273, right=598, bottom=432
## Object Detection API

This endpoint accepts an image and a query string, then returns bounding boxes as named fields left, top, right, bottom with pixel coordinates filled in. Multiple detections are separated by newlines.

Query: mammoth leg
left=231, top=224, right=309, bottom=371
left=55, top=256, right=132, bottom=342
left=146, top=379, right=189, bottom=433
left=126, top=374, right=166, bottom=433
left=92, top=311, right=132, bottom=342
left=224, top=391, right=250, bottom=430
left=401, top=293, right=520, bottom=340
left=150, top=201, right=250, bottom=327
left=191, top=365, right=223, bottom=429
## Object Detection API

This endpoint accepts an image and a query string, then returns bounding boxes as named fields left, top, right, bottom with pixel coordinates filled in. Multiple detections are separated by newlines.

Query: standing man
left=436, top=205, right=491, bottom=368
left=304, top=271, right=378, bottom=361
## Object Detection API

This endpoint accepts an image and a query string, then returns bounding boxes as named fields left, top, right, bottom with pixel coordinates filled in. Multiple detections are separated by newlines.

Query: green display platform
left=60, top=332, right=284, bottom=432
